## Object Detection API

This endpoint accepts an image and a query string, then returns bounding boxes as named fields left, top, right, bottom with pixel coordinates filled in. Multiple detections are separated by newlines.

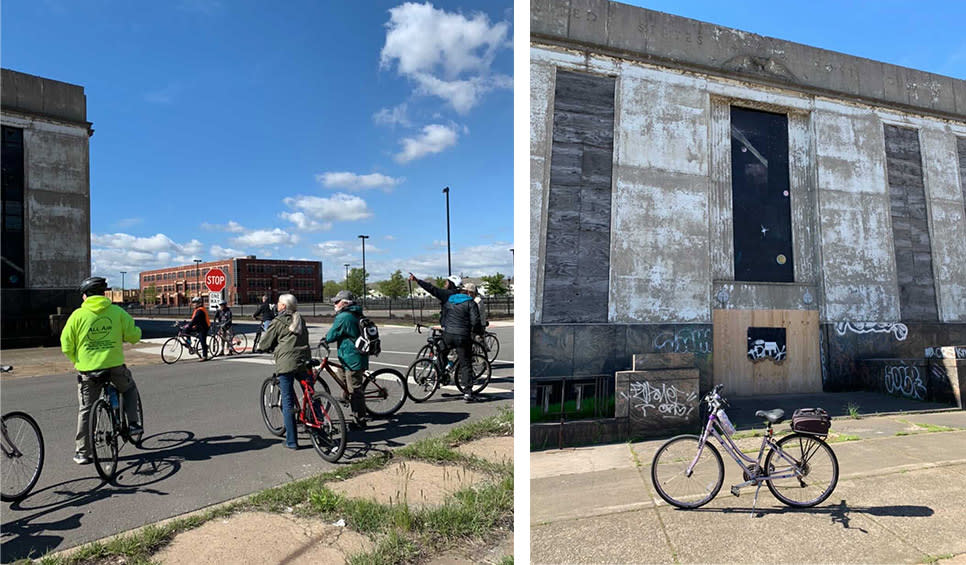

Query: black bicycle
left=1, top=411, right=44, bottom=502
left=87, top=372, right=144, bottom=482
left=161, top=322, right=207, bottom=364
left=405, top=324, right=491, bottom=402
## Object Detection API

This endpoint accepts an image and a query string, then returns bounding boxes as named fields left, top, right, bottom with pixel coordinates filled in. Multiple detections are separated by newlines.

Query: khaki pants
left=343, top=367, right=366, bottom=419
left=75, top=365, right=139, bottom=455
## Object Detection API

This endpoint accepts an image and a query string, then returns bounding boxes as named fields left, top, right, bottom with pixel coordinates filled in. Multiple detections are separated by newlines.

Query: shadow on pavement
left=689, top=499, right=933, bottom=528
left=0, top=431, right=278, bottom=563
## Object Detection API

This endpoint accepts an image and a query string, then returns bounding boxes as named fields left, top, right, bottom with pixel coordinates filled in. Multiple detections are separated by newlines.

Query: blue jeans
left=278, top=373, right=299, bottom=448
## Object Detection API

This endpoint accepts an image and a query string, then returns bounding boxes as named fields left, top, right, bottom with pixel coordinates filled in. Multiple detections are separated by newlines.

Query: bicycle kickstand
left=750, top=482, right=763, bottom=517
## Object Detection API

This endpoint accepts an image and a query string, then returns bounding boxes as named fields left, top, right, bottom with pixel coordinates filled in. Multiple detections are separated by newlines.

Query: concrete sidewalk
left=532, top=411, right=966, bottom=564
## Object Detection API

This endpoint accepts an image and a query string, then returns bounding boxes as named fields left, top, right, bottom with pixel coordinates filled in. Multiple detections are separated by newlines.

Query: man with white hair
left=325, top=290, right=369, bottom=428
left=255, top=293, right=311, bottom=449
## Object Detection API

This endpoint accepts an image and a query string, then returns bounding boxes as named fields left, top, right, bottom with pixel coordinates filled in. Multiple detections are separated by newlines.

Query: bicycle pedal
left=730, top=486, right=740, bottom=497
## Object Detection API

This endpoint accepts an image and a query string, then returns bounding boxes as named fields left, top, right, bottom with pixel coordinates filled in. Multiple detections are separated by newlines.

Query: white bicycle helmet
left=446, top=275, right=462, bottom=287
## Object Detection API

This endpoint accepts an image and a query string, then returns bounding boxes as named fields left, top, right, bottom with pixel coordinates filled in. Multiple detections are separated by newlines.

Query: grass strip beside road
left=34, top=408, right=514, bottom=565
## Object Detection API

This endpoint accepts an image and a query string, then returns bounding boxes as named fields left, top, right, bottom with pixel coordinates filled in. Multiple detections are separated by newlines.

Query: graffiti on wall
left=654, top=328, right=712, bottom=354
left=747, top=327, right=787, bottom=363
left=883, top=364, right=926, bottom=401
left=622, top=381, right=697, bottom=420
left=925, top=346, right=966, bottom=360
left=834, top=322, right=908, bottom=341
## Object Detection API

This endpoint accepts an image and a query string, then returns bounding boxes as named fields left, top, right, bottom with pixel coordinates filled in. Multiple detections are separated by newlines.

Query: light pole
left=319, top=261, right=324, bottom=302
left=193, top=259, right=202, bottom=298
left=358, top=235, right=369, bottom=310
left=120, top=271, right=126, bottom=291
left=443, top=186, right=452, bottom=276
left=344, top=263, right=350, bottom=290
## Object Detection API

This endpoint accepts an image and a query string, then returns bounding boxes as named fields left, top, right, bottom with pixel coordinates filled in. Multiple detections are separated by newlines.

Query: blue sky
left=626, top=1, right=966, bottom=79
left=2, top=0, right=513, bottom=287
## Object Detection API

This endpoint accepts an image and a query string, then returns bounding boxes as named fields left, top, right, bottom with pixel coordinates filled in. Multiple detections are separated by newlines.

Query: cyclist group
left=60, top=273, right=483, bottom=464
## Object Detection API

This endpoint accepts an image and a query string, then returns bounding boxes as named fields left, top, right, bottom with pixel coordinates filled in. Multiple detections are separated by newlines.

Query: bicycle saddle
left=308, top=358, right=322, bottom=367
left=755, top=409, right=785, bottom=424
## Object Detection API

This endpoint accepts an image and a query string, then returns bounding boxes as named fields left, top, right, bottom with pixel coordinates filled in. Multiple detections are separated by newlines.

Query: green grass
left=846, top=402, right=861, bottom=419
left=498, top=556, right=514, bottom=565
left=37, top=409, right=514, bottom=565
left=920, top=553, right=955, bottom=564
left=896, top=431, right=911, bottom=436
left=827, top=434, right=860, bottom=443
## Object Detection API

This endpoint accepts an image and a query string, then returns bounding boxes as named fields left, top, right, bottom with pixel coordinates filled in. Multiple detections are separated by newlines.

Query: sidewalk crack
left=632, top=443, right=680, bottom=564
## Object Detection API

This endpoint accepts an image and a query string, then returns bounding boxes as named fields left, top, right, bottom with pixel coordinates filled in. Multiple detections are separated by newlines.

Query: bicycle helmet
left=79, top=276, right=108, bottom=296
left=446, top=275, right=462, bottom=288
left=190, top=296, right=202, bottom=304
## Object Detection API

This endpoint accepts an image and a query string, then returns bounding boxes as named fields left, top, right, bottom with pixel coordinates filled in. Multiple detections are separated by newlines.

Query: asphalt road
left=0, top=324, right=514, bottom=562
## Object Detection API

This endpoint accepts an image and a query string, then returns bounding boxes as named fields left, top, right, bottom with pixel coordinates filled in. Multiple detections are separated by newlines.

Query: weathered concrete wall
left=531, top=0, right=966, bottom=121
left=1, top=69, right=88, bottom=125
left=530, top=62, right=555, bottom=323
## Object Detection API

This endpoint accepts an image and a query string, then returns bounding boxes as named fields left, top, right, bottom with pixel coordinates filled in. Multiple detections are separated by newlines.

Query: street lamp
left=442, top=186, right=452, bottom=276
left=358, top=235, right=369, bottom=310
left=344, top=263, right=350, bottom=289
left=120, top=271, right=126, bottom=292
left=193, top=259, right=202, bottom=298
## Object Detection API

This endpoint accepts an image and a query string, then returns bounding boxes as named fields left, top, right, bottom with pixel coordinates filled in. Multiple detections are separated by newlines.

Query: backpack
left=354, top=316, right=381, bottom=356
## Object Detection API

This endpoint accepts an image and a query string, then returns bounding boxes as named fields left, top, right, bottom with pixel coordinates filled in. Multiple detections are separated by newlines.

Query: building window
left=2, top=126, right=26, bottom=289
left=730, top=106, right=794, bottom=283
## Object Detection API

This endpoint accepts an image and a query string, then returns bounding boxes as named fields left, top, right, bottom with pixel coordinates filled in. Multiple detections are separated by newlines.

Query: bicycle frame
left=692, top=403, right=809, bottom=490
left=295, top=372, right=331, bottom=430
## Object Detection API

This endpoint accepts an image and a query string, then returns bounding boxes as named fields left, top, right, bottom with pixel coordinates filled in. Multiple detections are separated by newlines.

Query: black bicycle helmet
left=79, top=276, right=108, bottom=296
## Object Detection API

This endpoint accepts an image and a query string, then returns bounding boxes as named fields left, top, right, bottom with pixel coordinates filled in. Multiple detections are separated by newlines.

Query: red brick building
left=139, top=256, right=322, bottom=306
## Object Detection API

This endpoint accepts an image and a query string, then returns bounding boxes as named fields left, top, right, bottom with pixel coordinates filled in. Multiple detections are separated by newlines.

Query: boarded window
left=1, top=126, right=26, bottom=289
left=730, top=107, right=794, bottom=283
left=542, top=70, right=615, bottom=323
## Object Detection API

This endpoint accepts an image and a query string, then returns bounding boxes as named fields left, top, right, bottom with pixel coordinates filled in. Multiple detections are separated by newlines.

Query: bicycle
left=651, top=384, right=838, bottom=512
left=259, top=365, right=346, bottom=462
left=160, top=322, right=207, bottom=364
left=481, top=329, right=499, bottom=364
left=1, top=411, right=44, bottom=502
left=405, top=324, right=491, bottom=402
left=313, top=340, right=407, bottom=418
left=207, top=322, right=247, bottom=357
left=87, top=372, right=144, bottom=482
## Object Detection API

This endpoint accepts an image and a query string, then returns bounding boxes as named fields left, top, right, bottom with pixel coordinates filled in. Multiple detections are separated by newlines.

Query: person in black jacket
left=252, top=294, right=275, bottom=332
left=186, top=296, right=210, bottom=361
left=441, top=288, right=483, bottom=402
left=409, top=273, right=461, bottom=319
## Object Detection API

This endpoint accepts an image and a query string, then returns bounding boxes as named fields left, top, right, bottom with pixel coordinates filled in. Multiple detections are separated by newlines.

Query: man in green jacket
left=61, top=276, right=142, bottom=465
left=255, top=293, right=312, bottom=449
left=325, top=290, right=369, bottom=428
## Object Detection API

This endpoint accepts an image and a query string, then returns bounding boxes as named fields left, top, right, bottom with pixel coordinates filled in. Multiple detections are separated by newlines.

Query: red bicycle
left=259, top=361, right=346, bottom=462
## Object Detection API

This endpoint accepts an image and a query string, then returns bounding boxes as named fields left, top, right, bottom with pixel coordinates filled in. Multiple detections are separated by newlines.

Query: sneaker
left=73, top=452, right=91, bottom=465
left=463, top=393, right=477, bottom=403
left=199, top=357, right=209, bottom=362
left=349, top=416, right=367, bottom=430
left=128, top=424, right=143, bottom=437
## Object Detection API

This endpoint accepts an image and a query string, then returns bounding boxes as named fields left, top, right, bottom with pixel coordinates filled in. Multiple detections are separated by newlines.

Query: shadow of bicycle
left=689, top=499, right=933, bottom=530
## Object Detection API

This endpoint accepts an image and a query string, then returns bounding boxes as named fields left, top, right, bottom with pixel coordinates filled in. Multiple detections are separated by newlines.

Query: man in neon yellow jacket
left=61, top=276, right=142, bottom=464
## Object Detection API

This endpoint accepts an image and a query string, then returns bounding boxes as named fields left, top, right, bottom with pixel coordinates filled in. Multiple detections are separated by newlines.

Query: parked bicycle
left=1, top=411, right=44, bottom=502
left=160, top=322, right=207, bottom=364
left=314, top=340, right=407, bottom=418
left=651, top=384, right=838, bottom=511
left=481, top=327, right=500, bottom=364
left=207, top=321, right=247, bottom=357
left=405, top=324, right=491, bottom=402
left=87, top=372, right=144, bottom=482
left=259, top=364, right=346, bottom=462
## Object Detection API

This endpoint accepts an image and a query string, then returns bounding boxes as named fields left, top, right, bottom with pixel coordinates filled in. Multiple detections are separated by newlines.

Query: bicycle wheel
left=128, top=390, right=144, bottom=447
left=764, top=433, right=839, bottom=507
left=364, top=368, right=406, bottom=417
left=651, top=435, right=724, bottom=509
left=229, top=332, right=248, bottom=354
left=455, top=353, right=491, bottom=395
left=405, top=358, right=440, bottom=402
left=89, top=399, right=119, bottom=482
left=417, top=344, right=435, bottom=359
left=1, top=411, right=45, bottom=502
left=484, top=332, right=500, bottom=363
left=208, top=334, right=223, bottom=358
left=259, top=376, right=285, bottom=437
left=160, top=337, right=183, bottom=364
left=307, top=391, right=346, bottom=463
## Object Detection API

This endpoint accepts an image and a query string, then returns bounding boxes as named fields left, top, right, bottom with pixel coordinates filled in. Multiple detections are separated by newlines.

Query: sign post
left=205, top=268, right=227, bottom=305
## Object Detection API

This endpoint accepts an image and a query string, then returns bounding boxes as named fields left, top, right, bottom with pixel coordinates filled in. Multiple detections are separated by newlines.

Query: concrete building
left=139, top=256, right=322, bottom=306
left=530, top=1, right=966, bottom=443
left=1, top=69, right=93, bottom=347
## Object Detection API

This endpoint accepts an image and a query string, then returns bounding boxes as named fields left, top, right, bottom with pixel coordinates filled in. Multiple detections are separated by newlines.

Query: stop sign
left=205, top=268, right=227, bottom=292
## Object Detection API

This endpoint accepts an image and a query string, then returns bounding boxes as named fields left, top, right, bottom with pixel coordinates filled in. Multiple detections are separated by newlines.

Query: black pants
left=442, top=333, right=473, bottom=393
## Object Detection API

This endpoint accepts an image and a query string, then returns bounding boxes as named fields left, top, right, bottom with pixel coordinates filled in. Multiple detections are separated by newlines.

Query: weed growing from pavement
left=37, top=408, right=513, bottom=565
left=898, top=420, right=958, bottom=433
left=846, top=402, right=861, bottom=419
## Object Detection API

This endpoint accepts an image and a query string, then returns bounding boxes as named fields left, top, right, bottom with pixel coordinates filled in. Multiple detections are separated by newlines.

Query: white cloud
left=315, top=171, right=404, bottom=191
left=91, top=233, right=203, bottom=256
left=395, top=124, right=458, bottom=163
left=201, top=220, right=245, bottom=233
left=279, top=211, right=332, bottom=232
left=391, top=241, right=513, bottom=281
left=232, top=228, right=299, bottom=247
left=114, top=217, right=143, bottom=229
left=282, top=193, right=372, bottom=223
left=210, top=245, right=247, bottom=259
left=380, top=2, right=511, bottom=113
left=373, top=103, right=411, bottom=126
left=89, top=232, right=209, bottom=286
left=384, top=235, right=397, bottom=241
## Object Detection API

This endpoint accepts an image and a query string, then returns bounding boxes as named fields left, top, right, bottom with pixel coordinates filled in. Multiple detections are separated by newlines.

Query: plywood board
left=713, top=309, right=821, bottom=396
